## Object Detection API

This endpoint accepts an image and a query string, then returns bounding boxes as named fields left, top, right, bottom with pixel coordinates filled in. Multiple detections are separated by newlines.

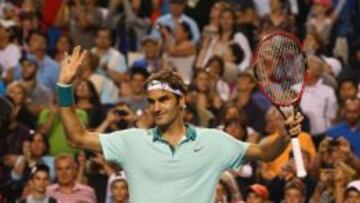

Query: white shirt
left=91, top=47, right=127, bottom=73
left=0, top=43, right=21, bottom=77
left=300, top=80, right=338, bottom=135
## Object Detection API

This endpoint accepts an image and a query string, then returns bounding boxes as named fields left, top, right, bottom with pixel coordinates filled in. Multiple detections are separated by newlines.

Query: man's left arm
left=245, top=112, right=303, bottom=162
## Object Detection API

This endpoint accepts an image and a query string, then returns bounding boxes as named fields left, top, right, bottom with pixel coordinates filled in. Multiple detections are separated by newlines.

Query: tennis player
left=57, top=46, right=303, bottom=203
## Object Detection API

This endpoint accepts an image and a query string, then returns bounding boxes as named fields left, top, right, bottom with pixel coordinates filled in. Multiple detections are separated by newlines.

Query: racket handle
left=291, top=137, right=307, bottom=178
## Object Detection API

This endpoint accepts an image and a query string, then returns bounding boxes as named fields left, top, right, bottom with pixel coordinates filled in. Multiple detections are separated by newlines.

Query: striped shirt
left=47, top=183, right=97, bottom=203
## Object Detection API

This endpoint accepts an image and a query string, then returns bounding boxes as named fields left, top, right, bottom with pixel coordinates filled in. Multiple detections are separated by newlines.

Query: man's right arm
left=57, top=46, right=101, bottom=152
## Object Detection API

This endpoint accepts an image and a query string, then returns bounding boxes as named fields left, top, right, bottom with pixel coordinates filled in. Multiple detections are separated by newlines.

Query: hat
left=141, top=35, right=159, bottom=45
left=109, top=171, right=127, bottom=186
left=323, top=56, right=342, bottom=77
left=20, top=56, right=38, bottom=68
left=0, top=19, right=16, bottom=29
left=313, top=0, right=332, bottom=8
left=247, top=184, right=269, bottom=200
left=170, top=0, right=186, bottom=4
left=347, top=180, right=360, bottom=192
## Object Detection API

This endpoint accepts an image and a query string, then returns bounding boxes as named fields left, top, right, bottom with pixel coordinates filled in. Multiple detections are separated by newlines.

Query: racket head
left=253, top=31, right=306, bottom=107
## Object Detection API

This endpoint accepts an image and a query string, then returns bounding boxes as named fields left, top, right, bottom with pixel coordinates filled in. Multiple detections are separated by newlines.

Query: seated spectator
left=343, top=180, right=360, bottom=203
left=131, top=36, right=161, bottom=73
left=19, top=57, right=53, bottom=115
left=119, top=68, right=149, bottom=113
left=18, top=164, right=57, bottom=203
left=14, top=31, right=60, bottom=92
left=245, top=184, right=269, bottom=203
left=53, top=35, right=74, bottom=64
left=92, top=27, right=128, bottom=83
left=327, top=98, right=360, bottom=157
left=47, top=154, right=97, bottom=203
left=80, top=52, right=119, bottom=105
left=283, top=179, right=307, bottom=203
left=37, top=104, right=88, bottom=156
left=74, top=78, right=106, bottom=129
left=109, top=175, right=129, bottom=203
left=161, top=21, right=196, bottom=85
left=151, top=0, right=200, bottom=44
left=0, top=20, right=21, bottom=84
left=6, top=82, right=36, bottom=129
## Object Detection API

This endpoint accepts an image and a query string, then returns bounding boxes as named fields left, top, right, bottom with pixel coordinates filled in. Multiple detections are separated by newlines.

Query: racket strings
left=256, top=35, right=305, bottom=105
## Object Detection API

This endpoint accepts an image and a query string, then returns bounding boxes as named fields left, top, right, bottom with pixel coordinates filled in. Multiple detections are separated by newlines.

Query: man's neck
left=96, top=47, right=109, bottom=55
left=33, top=52, right=46, bottom=60
left=306, top=78, right=319, bottom=86
left=159, top=116, right=186, bottom=146
left=22, top=79, right=36, bottom=90
left=59, top=182, right=76, bottom=193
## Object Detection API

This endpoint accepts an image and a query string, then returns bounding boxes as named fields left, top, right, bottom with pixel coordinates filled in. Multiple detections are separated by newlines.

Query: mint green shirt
left=99, top=125, right=249, bottom=203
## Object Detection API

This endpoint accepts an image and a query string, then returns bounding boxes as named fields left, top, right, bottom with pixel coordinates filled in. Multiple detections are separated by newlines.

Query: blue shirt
left=15, top=54, right=60, bottom=92
left=150, top=14, right=200, bottom=44
left=99, top=125, right=249, bottom=203
left=327, top=122, right=360, bottom=157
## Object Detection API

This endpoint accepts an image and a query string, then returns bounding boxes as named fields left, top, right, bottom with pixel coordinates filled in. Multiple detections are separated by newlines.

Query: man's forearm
left=59, top=107, right=87, bottom=145
left=258, top=133, right=291, bottom=162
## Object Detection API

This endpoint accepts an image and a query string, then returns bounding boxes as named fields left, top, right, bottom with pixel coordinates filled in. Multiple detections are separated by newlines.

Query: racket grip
left=291, top=137, right=307, bottom=178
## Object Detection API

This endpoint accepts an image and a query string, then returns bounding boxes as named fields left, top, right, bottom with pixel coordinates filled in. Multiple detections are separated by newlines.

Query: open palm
left=58, top=46, right=87, bottom=84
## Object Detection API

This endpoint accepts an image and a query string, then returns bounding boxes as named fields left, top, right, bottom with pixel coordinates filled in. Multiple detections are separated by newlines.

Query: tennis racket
left=253, top=31, right=307, bottom=177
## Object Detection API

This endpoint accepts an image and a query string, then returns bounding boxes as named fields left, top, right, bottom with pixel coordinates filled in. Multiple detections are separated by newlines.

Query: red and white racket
left=253, top=31, right=307, bottom=177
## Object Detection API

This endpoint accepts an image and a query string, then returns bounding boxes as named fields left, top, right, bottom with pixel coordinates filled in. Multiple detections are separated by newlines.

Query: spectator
left=283, top=179, right=306, bottom=203
left=151, top=0, right=200, bottom=44
left=327, top=98, right=360, bottom=157
left=109, top=175, right=129, bottom=203
left=15, top=31, right=60, bottom=92
left=300, top=55, right=338, bottom=146
left=19, top=57, right=53, bottom=115
left=342, top=180, right=360, bottom=203
left=201, top=2, right=230, bottom=41
left=131, top=35, right=161, bottom=73
left=161, top=21, right=196, bottom=85
left=119, top=68, right=149, bottom=113
left=245, top=184, right=269, bottom=203
left=47, top=154, right=97, bottom=203
left=0, top=20, right=21, bottom=84
left=18, top=164, right=57, bottom=203
left=80, top=52, right=119, bottom=104
left=92, top=27, right=127, bottom=83
left=53, top=35, right=74, bottom=64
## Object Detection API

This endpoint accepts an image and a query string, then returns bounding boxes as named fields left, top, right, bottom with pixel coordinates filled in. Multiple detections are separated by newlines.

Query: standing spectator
left=47, top=154, right=97, bottom=203
left=15, top=31, right=60, bottom=92
left=201, top=1, right=230, bottom=41
left=0, top=20, right=21, bottom=84
left=300, top=55, right=338, bottom=146
left=92, top=27, right=127, bottom=83
left=258, top=0, right=296, bottom=37
left=151, top=0, right=200, bottom=44
left=18, top=164, right=57, bottom=203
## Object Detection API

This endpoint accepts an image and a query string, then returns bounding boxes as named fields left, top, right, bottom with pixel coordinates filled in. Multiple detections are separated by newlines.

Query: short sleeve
left=219, top=131, right=250, bottom=170
left=99, top=129, right=135, bottom=165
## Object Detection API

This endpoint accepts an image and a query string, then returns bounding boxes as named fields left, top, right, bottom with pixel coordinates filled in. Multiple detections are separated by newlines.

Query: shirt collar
left=151, top=123, right=196, bottom=142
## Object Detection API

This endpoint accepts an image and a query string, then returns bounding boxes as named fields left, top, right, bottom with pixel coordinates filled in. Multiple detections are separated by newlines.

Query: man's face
left=237, top=76, right=255, bottom=93
left=0, top=26, right=9, bottom=40
left=339, top=81, right=358, bottom=101
left=131, top=74, right=146, bottom=95
left=111, top=180, right=129, bottom=202
left=31, top=171, right=49, bottom=194
left=143, top=42, right=159, bottom=59
left=170, top=3, right=185, bottom=17
left=344, top=100, right=360, bottom=126
left=21, top=61, right=37, bottom=81
left=306, top=58, right=322, bottom=82
left=147, top=90, right=184, bottom=127
left=284, top=188, right=304, bottom=203
left=55, top=158, right=77, bottom=186
left=95, top=30, right=111, bottom=49
left=30, top=134, right=46, bottom=158
left=29, top=34, right=46, bottom=54
left=246, top=192, right=265, bottom=203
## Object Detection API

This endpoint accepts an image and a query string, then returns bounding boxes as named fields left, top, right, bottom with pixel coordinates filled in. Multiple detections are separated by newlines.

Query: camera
left=114, top=109, right=129, bottom=116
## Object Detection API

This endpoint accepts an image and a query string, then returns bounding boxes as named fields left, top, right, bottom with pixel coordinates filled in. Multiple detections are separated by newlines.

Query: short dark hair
left=30, top=164, right=49, bottom=179
left=206, top=55, right=225, bottom=77
left=97, top=27, right=115, bottom=45
left=229, top=43, right=244, bottom=65
left=27, top=30, right=48, bottom=45
left=144, top=69, right=187, bottom=95
left=179, top=21, right=193, bottom=41
left=130, top=67, right=150, bottom=79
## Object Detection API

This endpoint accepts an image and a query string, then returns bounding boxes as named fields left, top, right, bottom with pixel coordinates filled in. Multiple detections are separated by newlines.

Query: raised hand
left=58, top=46, right=87, bottom=84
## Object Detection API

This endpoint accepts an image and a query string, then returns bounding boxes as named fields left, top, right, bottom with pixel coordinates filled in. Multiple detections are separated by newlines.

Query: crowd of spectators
left=0, top=0, right=360, bottom=202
